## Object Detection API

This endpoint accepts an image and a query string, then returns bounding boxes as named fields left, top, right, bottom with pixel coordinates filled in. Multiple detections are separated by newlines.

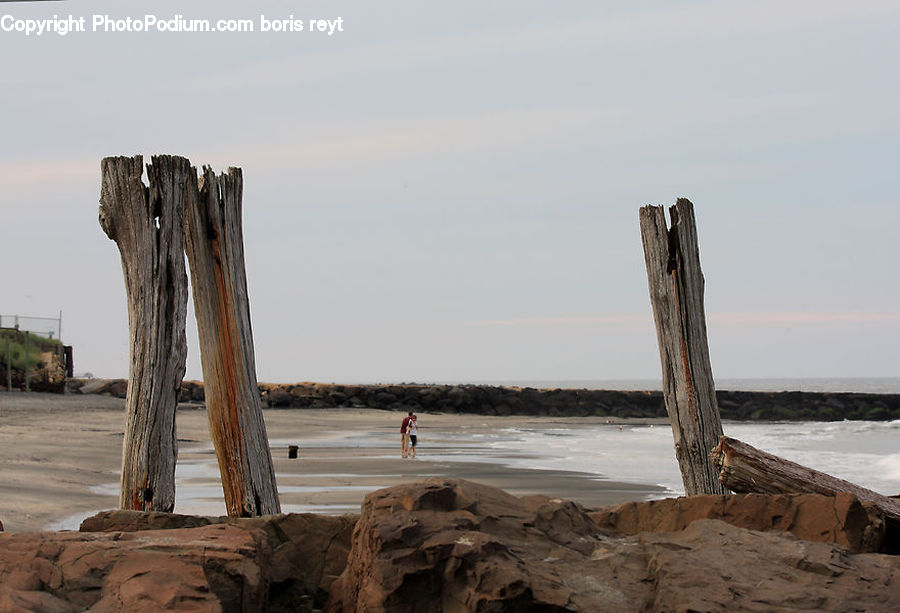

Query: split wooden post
left=184, top=166, right=280, bottom=516
left=712, top=436, right=900, bottom=523
left=639, top=199, right=727, bottom=495
left=99, top=155, right=190, bottom=511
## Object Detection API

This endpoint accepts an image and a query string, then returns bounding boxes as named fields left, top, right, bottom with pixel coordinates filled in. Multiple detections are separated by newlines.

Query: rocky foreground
left=1, top=480, right=897, bottom=612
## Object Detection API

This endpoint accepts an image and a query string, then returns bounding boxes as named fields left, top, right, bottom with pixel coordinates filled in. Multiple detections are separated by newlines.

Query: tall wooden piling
left=5, top=336, right=11, bottom=392
left=99, top=155, right=190, bottom=511
left=639, top=199, right=727, bottom=495
left=184, top=166, right=280, bottom=516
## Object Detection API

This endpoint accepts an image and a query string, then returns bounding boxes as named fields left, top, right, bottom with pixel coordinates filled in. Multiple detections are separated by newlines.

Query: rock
left=78, top=378, right=113, bottom=395
left=589, top=492, right=890, bottom=553
left=3, top=486, right=899, bottom=612
left=0, top=523, right=269, bottom=611
left=0, top=588, right=74, bottom=613
left=107, top=380, right=128, bottom=398
left=79, top=509, right=213, bottom=532
left=247, top=513, right=356, bottom=609
left=179, top=380, right=205, bottom=402
left=372, top=392, right=397, bottom=406
left=68, top=379, right=900, bottom=420
left=265, top=386, right=294, bottom=408
left=640, top=519, right=899, bottom=612
left=65, top=378, right=86, bottom=393
left=326, top=478, right=900, bottom=612
left=327, top=478, right=590, bottom=612
left=77, top=510, right=356, bottom=610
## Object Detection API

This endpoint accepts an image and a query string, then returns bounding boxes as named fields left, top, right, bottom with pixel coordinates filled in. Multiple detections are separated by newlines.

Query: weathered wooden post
left=184, top=166, right=280, bottom=516
left=5, top=335, right=11, bottom=391
left=99, top=155, right=190, bottom=511
left=639, top=199, right=727, bottom=495
left=23, top=332, right=29, bottom=392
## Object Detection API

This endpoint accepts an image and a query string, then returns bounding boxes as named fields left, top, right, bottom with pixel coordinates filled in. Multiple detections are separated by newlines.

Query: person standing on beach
left=400, top=410, right=414, bottom=458
left=407, top=414, right=419, bottom=459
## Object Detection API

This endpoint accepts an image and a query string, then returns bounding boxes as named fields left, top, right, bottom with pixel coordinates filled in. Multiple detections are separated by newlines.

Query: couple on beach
left=400, top=410, right=419, bottom=458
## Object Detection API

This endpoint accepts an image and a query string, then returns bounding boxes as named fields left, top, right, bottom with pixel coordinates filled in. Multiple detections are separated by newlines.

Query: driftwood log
left=639, top=200, right=727, bottom=495
left=184, top=166, right=280, bottom=516
left=711, top=436, right=900, bottom=522
left=98, top=155, right=190, bottom=511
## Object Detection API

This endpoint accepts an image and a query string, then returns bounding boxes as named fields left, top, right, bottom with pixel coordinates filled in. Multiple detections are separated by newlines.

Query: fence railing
left=0, top=313, right=62, bottom=340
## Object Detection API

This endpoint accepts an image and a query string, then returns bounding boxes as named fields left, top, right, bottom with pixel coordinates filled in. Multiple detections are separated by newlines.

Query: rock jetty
left=69, top=378, right=900, bottom=421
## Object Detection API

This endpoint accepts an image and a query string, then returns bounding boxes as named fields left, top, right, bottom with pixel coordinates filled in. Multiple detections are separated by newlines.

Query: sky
left=1, top=0, right=898, bottom=385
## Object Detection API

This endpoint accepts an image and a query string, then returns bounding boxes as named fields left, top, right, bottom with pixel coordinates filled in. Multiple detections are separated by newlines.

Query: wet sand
left=0, top=392, right=666, bottom=532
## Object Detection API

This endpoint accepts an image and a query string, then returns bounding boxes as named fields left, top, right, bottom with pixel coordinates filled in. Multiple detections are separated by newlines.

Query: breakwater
left=67, top=379, right=900, bottom=421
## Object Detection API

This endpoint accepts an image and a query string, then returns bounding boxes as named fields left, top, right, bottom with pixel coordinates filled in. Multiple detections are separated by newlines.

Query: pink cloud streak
left=709, top=312, right=900, bottom=324
left=468, top=312, right=900, bottom=327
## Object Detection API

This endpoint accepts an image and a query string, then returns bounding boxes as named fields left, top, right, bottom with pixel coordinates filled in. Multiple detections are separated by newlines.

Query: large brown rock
left=79, top=509, right=214, bottom=532
left=0, top=511, right=356, bottom=612
left=0, top=523, right=268, bottom=611
left=3, top=486, right=899, bottom=612
left=589, top=492, right=890, bottom=553
left=638, top=519, right=899, bottom=612
left=327, top=478, right=900, bottom=612
left=80, top=510, right=357, bottom=610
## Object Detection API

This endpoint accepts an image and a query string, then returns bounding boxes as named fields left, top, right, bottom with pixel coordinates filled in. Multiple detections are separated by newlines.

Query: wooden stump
left=639, top=199, right=727, bottom=495
left=184, top=166, right=280, bottom=516
left=99, top=155, right=190, bottom=511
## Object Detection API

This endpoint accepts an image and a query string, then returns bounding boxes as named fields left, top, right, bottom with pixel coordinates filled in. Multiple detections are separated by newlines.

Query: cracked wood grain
left=639, top=199, right=727, bottom=495
left=184, top=166, right=280, bottom=516
left=99, top=154, right=190, bottom=511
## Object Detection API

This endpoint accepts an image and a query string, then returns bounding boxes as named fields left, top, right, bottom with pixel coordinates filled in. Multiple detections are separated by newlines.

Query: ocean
left=461, top=418, right=900, bottom=498
left=432, top=377, right=900, bottom=497
left=431, top=377, right=900, bottom=499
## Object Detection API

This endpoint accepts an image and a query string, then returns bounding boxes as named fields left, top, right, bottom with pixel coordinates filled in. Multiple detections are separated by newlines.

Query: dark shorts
left=409, top=435, right=417, bottom=447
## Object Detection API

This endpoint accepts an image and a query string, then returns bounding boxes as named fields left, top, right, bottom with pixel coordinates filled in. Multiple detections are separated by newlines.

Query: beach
left=0, top=392, right=667, bottom=533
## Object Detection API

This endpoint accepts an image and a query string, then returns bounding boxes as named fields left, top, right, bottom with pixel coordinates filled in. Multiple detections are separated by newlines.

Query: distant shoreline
left=470, top=377, right=900, bottom=395
left=67, top=379, right=900, bottom=422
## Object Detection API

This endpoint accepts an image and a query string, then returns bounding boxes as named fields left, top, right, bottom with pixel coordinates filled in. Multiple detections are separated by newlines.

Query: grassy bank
left=0, top=328, right=61, bottom=376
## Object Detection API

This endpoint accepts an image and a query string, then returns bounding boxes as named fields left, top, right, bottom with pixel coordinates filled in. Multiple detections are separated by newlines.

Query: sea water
left=468, top=419, right=900, bottom=498
left=434, top=377, right=900, bottom=496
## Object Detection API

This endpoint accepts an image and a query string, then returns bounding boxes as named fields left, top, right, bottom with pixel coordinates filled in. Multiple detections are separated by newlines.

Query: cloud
left=468, top=311, right=900, bottom=327
left=709, top=312, right=900, bottom=324
left=195, top=105, right=627, bottom=171
left=467, top=315, right=649, bottom=327
left=186, top=0, right=900, bottom=92
left=0, top=156, right=98, bottom=197
left=1, top=104, right=627, bottom=195
left=5, top=1, right=898, bottom=197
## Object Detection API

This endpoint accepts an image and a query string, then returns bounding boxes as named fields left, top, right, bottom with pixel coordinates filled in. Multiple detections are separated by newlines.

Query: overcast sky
left=2, top=0, right=898, bottom=385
